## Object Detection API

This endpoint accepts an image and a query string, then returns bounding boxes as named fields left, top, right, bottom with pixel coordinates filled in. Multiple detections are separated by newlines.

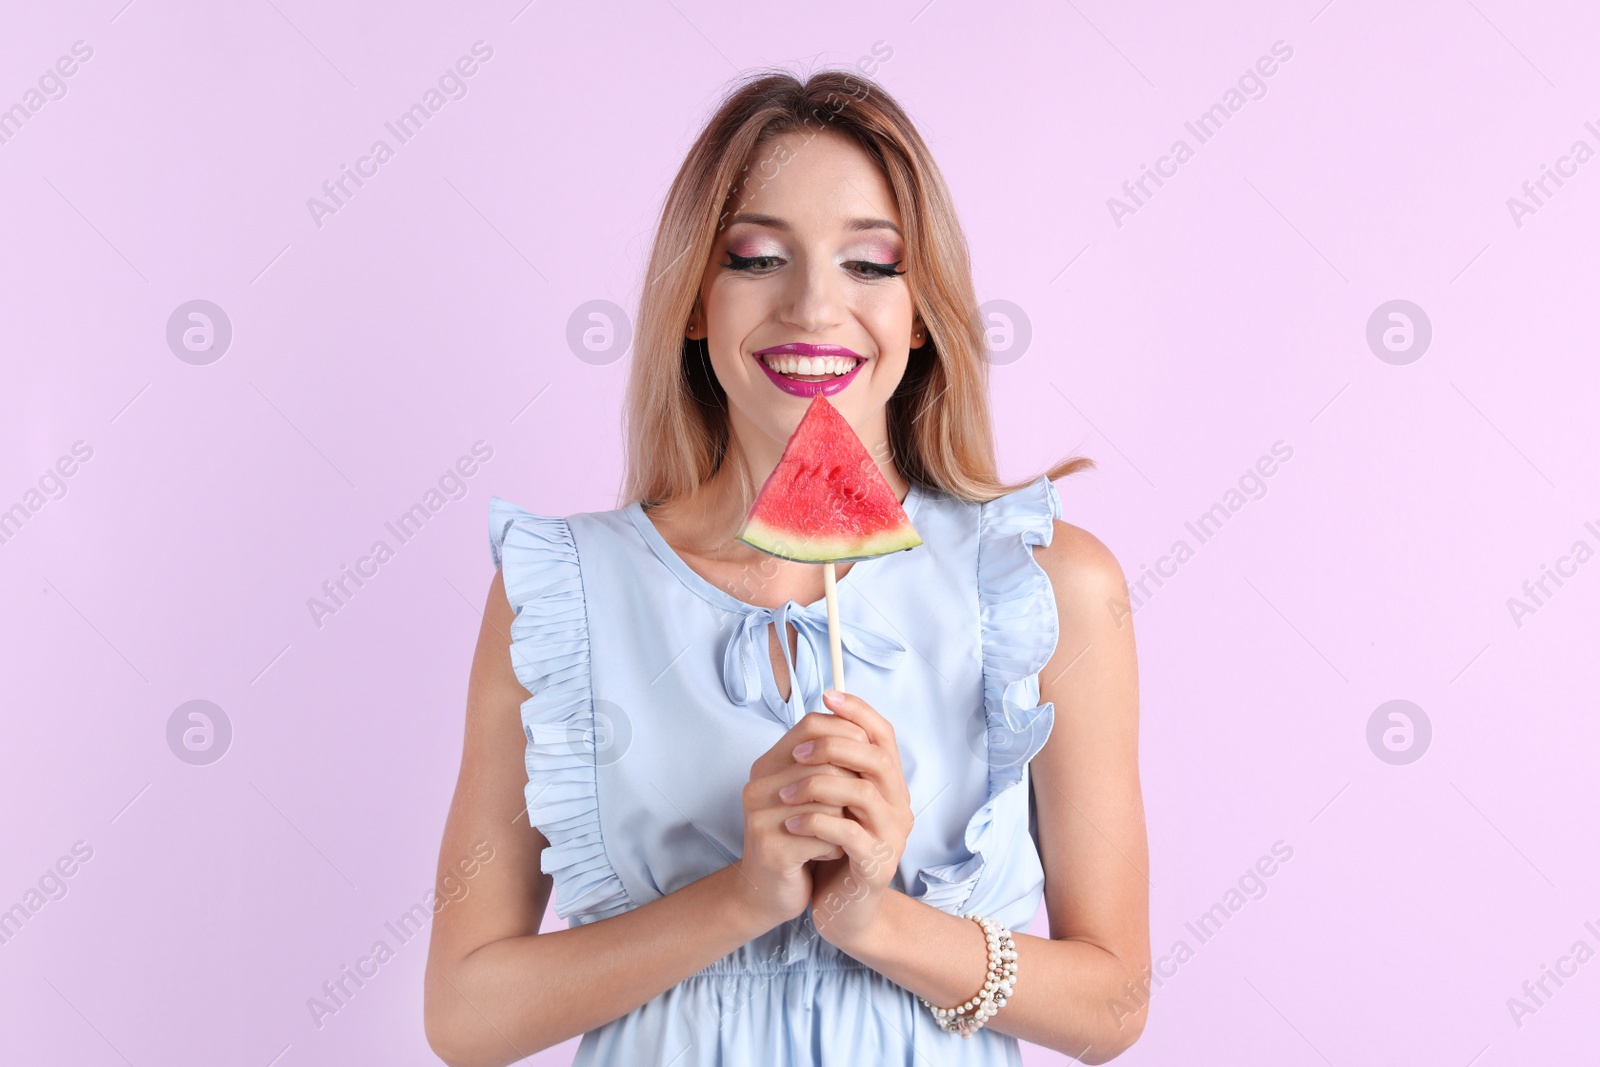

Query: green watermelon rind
left=737, top=514, right=923, bottom=563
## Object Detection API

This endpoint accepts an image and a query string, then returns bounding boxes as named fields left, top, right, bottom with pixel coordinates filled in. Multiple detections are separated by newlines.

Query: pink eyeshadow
left=854, top=241, right=900, bottom=261
left=728, top=239, right=781, bottom=257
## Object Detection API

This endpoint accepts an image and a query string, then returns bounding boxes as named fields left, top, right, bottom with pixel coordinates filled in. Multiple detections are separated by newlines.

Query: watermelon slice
left=737, top=394, right=923, bottom=563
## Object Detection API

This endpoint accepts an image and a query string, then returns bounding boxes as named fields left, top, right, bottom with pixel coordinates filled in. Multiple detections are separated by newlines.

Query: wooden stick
left=822, top=560, right=844, bottom=701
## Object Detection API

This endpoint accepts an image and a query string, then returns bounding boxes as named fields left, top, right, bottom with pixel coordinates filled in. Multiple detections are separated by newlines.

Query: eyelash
left=722, top=252, right=906, bottom=279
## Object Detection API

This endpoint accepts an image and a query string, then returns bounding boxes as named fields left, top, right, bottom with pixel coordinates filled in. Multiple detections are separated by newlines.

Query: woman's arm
left=825, top=519, right=1150, bottom=1063
left=423, top=569, right=853, bottom=1067
left=421, top=569, right=769, bottom=1066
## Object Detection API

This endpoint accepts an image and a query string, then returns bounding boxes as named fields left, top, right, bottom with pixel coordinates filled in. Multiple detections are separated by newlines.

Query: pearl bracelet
left=918, top=913, right=1018, bottom=1038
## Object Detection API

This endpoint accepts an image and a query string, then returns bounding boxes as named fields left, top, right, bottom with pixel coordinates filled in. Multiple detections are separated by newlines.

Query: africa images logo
left=306, top=41, right=494, bottom=229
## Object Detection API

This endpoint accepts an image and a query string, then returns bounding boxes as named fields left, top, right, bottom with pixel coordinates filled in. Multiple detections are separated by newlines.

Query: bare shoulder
left=483, top=565, right=518, bottom=641
left=1032, top=518, right=1131, bottom=619
left=1030, top=517, right=1141, bottom=759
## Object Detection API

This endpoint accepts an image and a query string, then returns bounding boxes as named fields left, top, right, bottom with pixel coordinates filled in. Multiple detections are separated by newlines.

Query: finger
left=759, top=823, right=845, bottom=866
left=779, top=771, right=877, bottom=808
left=761, top=807, right=847, bottom=861
left=790, top=710, right=870, bottom=746
left=763, top=763, right=857, bottom=806
left=783, top=827, right=847, bottom=864
left=821, top=690, right=896, bottom=749
left=782, top=812, right=879, bottom=870
left=778, top=772, right=887, bottom=833
left=758, top=770, right=849, bottom=816
left=785, top=813, right=900, bottom=884
left=751, top=713, right=868, bottom=777
left=817, top=694, right=907, bottom=799
left=774, top=798, right=847, bottom=823
left=791, top=735, right=892, bottom=785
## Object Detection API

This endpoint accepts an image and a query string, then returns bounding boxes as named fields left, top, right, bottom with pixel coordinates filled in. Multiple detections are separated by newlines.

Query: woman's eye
left=848, top=260, right=906, bottom=279
left=724, top=252, right=782, bottom=273
left=723, top=253, right=905, bottom=279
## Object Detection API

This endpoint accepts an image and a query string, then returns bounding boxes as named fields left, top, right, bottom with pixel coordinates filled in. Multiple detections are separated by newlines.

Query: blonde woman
left=425, top=69, right=1148, bottom=1067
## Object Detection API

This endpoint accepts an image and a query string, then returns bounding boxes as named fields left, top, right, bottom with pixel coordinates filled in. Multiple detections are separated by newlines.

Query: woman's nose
left=778, top=258, right=845, bottom=333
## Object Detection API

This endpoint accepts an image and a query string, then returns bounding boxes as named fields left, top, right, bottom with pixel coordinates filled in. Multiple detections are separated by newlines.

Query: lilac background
left=3, top=0, right=1597, bottom=1063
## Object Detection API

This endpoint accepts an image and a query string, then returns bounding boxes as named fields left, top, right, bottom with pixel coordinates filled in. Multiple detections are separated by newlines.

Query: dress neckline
left=624, top=482, right=926, bottom=615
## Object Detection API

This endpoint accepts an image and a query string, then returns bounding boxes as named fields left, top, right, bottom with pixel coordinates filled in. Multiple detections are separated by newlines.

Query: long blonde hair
left=620, top=67, right=1093, bottom=512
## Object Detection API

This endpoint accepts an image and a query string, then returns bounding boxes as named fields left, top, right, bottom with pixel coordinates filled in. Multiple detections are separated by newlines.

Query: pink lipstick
left=752, top=343, right=866, bottom=398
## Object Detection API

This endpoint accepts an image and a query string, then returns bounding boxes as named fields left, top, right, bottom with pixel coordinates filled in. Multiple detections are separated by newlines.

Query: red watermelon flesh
left=737, top=394, right=923, bottom=563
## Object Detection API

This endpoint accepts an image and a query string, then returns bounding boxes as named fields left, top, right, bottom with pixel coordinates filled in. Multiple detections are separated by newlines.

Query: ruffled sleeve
left=489, top=497, right=633, bottom=924
left=910, top=475, right=1062, bottom=913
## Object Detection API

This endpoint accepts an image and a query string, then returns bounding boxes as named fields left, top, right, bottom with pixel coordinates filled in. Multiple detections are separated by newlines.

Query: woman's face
left=689, top=128, right=920, bottom=463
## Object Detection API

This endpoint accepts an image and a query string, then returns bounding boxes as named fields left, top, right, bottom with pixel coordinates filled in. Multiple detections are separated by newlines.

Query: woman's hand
left=782, top=689, right=914, bottom=951
left=728, top=710, right=872, bottom=931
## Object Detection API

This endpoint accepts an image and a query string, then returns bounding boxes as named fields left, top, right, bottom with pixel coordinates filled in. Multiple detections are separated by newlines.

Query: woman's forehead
left=726, top=156, right=901, bottom=237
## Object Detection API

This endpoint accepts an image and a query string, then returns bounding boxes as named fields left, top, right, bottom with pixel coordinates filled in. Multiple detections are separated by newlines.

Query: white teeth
left=761, top=354, right=860, bottom=376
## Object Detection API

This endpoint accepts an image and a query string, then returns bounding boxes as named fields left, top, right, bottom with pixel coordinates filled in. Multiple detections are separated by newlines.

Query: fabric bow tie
left=720, top=598, right=907, bottom=726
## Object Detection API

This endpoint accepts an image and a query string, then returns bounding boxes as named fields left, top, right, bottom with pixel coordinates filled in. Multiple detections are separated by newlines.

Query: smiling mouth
left=756, top=353, right=865, bottom=381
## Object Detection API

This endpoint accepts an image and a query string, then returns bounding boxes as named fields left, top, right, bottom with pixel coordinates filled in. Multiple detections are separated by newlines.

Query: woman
left=424, top=69, right=1149, bottom=1066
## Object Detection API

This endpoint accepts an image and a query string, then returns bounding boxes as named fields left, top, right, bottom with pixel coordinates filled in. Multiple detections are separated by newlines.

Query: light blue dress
left=487, top=474, right=1063, bottom=1066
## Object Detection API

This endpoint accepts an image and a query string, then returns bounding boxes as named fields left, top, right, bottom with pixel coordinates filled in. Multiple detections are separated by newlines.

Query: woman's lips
left=752, top=344, right=865, bottom=398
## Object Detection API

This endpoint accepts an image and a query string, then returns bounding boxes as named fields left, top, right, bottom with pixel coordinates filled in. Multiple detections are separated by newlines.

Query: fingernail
left=793, top=741, right=814, bottom=759
left=779, top=783, right=798, bottom=800
left=823, top=689, right=841, bottom=704
left=785, top=816, right=803, bottom=831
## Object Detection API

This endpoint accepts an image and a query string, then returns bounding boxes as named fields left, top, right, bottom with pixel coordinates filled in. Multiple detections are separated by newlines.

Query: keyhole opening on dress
left=767, top=619, right=800, bottom=704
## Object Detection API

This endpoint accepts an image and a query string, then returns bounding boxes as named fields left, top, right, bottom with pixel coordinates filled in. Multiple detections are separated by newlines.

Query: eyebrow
left=723, top=211, right=902, bottom=237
